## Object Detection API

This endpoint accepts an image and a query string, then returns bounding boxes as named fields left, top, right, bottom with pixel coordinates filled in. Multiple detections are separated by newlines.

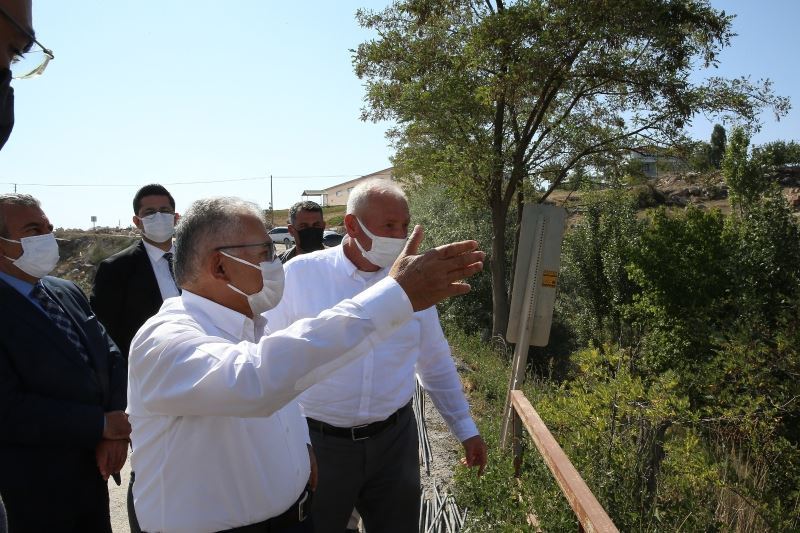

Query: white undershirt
left=142, top=240, right=180, bottom=300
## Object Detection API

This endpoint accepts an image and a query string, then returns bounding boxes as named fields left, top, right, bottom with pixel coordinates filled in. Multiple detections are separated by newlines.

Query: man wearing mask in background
left=90, top=183, right=179, bottom=532
left=91, top=184, right=180, bottom=358
left=126, top=196, right=484, bottom=532
left=0, top=194, right=129, bottom=532
left=279, top=200, right=326, bottom=263
left=267, top=180, right=488, bottom=533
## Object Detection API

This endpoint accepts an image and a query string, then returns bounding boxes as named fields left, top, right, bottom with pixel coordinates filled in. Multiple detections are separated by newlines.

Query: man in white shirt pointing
left=267, top=180, right=488, bottom=533
left=126, top=196, right=484, bottom=533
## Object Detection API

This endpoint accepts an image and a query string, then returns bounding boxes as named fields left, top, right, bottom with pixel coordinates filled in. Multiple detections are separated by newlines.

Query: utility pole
left=270, top=174, right=274, bottom=227
left=13, top=183, right=16, bottom=193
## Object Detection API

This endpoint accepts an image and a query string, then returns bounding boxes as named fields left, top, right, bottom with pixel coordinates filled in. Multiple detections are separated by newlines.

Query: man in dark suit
left=91, top=184, right=180, bottom=358
left=0, top=193, right=130, bottom=533
left=90, top=183, right=178, bottom=532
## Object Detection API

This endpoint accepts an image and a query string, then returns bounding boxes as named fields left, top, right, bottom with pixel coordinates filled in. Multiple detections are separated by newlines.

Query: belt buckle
left=351, top=423, right=370, bottom=441
left=298, top=490, right=309, bottom=522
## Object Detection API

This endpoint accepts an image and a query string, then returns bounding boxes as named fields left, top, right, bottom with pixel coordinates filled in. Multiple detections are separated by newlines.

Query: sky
left=1, top=0, right=797, bottom=230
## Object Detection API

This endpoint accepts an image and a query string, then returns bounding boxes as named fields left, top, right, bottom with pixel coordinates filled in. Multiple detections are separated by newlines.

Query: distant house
left=303, top=167, right=399, bottom=207
left=629, top=147, right=687, bottom=178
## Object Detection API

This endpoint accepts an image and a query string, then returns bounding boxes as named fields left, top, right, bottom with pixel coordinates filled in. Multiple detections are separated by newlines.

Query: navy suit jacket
left=90, top=240, right=163, bottom=358
left=0, top=275, right=126, bottom=528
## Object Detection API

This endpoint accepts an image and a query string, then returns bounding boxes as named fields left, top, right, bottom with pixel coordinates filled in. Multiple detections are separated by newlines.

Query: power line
left=1, top=174, right=363, bottom=188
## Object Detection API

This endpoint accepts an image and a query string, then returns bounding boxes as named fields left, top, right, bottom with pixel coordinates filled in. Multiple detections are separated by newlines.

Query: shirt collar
left=142, top=239, right=176, bottom=263
left=0, top=269, right=36, bottom=297
left=180, top=289, right=264, bottom=341
left=335, top=238, right=388, bottom=278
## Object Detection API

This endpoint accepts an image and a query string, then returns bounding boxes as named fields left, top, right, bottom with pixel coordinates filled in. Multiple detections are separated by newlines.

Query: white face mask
left=1, top=233, right=60, bottom=279
left=354, top=217, right=407, bottom=268
left=220, top=251, right=285, bottom=315
left=141, top=212, right=176, bottom=243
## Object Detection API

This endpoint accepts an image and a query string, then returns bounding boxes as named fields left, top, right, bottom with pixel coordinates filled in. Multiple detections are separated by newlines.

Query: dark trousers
left=3, top=475, right=111, bottom=533
left=309, top=406, right=420, bottom=533
left=220, top=516, right=314, bottom=533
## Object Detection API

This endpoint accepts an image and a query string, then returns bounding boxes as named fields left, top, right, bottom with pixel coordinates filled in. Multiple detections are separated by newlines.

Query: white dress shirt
left=142, top=240, right=180, bottom=299
left=128, top=278, right=412, bottom=533
left=266, top=245, right=479, bottom=442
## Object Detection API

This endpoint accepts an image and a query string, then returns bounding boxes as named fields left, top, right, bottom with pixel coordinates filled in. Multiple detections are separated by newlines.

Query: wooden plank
left=510, top=390, right=619, bottom=533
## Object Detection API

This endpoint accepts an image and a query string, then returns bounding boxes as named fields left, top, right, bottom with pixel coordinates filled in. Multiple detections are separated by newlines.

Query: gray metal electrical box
left=505, top=204, right=567, bottom=347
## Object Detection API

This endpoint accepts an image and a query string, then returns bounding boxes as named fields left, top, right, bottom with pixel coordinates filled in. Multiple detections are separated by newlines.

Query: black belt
left=211, top=486, right=312, bottom=532
left=306, top=401, right=412, bottom=441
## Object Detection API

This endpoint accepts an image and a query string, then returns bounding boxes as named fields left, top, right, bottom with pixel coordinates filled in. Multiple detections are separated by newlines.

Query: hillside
left=547, top=167, right=800, bottom=217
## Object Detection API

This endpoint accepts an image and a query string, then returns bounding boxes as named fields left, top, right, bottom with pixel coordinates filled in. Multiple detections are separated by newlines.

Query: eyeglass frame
left=215, top=241, right=277, bottom=263
left=0, top=3, right=54, bottom=79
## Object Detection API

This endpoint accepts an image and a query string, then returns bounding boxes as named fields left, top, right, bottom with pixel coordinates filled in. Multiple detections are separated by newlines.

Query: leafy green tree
left=354, top=0, right=788, bottom=336
left=627, top=207, right=731, bottom=382
left=722, top=127, right=772, bottom=212
left=683, top=139, right=713, bottom=172
left=709, top=123, right=727, bottom=168
left=752, top=139, right=800, bottom=168
left=559, top=189, right=639, bottom=349
left=406, top=183, right=497, bottom=334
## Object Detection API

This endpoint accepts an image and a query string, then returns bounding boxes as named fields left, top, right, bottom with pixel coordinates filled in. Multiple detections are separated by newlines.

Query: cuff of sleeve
left=351, top=277, right=413, bottom=337
left=451, top=418, right=479, bottom=443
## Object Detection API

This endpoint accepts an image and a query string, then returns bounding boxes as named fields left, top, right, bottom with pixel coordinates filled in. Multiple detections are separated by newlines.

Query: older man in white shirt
left=266, top=180, right=488, bottom=533
left=126, top=196, right=483, bottom=533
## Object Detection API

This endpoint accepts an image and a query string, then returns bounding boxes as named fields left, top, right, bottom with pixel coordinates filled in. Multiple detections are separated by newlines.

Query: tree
left=722, top=127, right=770, bottom=211
left=753, top=139, right=800, bottom=168
left=709, top=123, right=727, bottom=168
left=354, top=0, right=789, bottom=336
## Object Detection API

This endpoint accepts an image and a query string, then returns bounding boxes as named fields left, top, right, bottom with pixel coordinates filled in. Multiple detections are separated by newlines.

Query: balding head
left=345, top=179, right=407, bottom=218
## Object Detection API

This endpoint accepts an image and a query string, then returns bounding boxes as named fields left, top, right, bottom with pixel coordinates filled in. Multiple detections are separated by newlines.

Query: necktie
left=30, top=282, right=90, bottom=363
left=164, top=252, right=181, bottom=293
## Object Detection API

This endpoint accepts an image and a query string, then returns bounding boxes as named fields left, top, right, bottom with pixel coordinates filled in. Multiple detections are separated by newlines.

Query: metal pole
left=500, top=214, right=548, bottom=448
left=270, top=174, right=274, bottom=226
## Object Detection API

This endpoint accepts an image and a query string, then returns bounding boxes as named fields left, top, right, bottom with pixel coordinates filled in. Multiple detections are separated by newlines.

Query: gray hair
left=0, top=193, right=41, bottom=237
left=345, top=179, right=407, bottom=217
left=174, top=196, right=265, bottom=285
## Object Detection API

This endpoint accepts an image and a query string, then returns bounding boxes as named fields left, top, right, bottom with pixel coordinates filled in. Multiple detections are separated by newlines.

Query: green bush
left=408, top=183, right=498, bottom=335
left=447, top=140, right=800, bottom=529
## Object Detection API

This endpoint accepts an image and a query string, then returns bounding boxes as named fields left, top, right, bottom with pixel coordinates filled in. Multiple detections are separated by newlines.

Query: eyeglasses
left=215, top=241, right=276, bottom=262
left=0, top=4, right=54, bottom=80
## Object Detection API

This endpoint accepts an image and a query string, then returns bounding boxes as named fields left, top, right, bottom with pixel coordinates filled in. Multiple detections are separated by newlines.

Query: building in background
left=303, top=167, right=398, bottom=207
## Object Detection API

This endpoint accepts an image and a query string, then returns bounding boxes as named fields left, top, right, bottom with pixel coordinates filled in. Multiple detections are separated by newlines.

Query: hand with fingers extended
left=95, top=438, right=128, bottom=481
left=389, top=225, right=485, bottom=311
